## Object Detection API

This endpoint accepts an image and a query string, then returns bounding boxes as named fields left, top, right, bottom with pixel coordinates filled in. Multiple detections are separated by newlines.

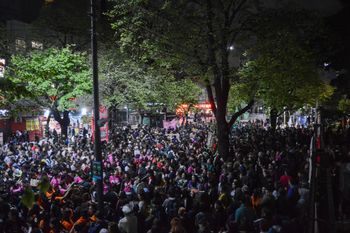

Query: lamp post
left=90, top=0, right=103, bottom=213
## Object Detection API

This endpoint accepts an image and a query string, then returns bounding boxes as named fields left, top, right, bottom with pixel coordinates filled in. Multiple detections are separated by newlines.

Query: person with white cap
left=118, top=204, right=137, bottom=233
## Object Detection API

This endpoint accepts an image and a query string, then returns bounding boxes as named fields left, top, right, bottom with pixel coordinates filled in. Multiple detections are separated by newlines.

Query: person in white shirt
left=118, top=205, right=138, bottom=233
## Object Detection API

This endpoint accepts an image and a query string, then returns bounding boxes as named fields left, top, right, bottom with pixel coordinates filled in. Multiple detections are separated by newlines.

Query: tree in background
left=108, top=0, right=257, bottom=159
left=0, top=79, right=34, bottom=114
left=235, top=8, right=334, bottom=129
left=238, top=41, right=333, bottom=129
left=8, top=47, right=91, bottom=137
left=99, top=47, right=201, bottom=124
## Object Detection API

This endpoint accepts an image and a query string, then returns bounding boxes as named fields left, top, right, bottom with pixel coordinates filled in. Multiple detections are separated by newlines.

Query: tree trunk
left=216, top=117, right=230, bottom=159
left=214, top=97, right=230, bottom=159
left=140, top=113, right=144, bottom=125
left=270, top=108, right=278, bottom=130
left=45, top=113, right=51, bottom=138
left=52, top=109, right=70, bottom=138
left=61, top=111, right=70, bottom=138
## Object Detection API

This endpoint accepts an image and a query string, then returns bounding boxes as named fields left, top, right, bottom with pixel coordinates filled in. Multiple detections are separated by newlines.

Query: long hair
left=170, top=217, right=186, bottom=233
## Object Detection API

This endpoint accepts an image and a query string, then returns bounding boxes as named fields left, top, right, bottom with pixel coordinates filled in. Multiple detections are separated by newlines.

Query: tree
left=8, top=47, right=91, bottom=137
left=108, top=0, right=257, bottom=159
left=338, top=98, right=350, bottom=115
left=236, top=8, right=334, bottom=129
left=99, top=49, right=155, bottom=122
left=165, top=78, right=202, bottom=124
left=99, top=48, right=201, bottom=124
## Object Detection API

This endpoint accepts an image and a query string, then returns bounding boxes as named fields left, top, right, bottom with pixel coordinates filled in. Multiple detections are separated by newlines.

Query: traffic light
left=0, top=0, right=44, bottom=23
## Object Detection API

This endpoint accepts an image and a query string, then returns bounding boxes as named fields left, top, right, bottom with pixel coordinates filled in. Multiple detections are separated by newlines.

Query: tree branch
left=228, top=99, right=254, bottom=128
left=206, top=0, right=222, bottom=100
left=206, top=84, right=217, bottom=116
left=228, top=0, right=248, bottom=26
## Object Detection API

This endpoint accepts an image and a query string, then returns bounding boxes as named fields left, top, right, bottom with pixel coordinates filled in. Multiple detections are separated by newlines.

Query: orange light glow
left=176, top=102, right=212, bottom=116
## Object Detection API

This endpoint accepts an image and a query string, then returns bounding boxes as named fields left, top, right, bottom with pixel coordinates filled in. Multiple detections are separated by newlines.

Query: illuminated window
left=15, top=39, right=26, bottom=51
left=31, top=41, right=43, bottom=49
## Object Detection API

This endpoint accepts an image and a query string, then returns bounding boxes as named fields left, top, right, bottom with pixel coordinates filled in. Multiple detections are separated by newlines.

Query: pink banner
left=163, top=119, right=177, bottom=130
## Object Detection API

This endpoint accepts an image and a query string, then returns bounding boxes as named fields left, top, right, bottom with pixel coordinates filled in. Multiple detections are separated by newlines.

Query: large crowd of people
left=0, top=122, right=349, bottom=233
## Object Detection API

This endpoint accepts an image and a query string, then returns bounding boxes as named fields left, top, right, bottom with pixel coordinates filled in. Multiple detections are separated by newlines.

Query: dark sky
left=294, top=0, right=343, bottom=15
left=265, top=0, right=344, bottom=15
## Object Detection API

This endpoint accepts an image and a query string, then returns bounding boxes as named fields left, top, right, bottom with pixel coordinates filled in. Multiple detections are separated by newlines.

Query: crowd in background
left=1, top=122, right=349, bottom=233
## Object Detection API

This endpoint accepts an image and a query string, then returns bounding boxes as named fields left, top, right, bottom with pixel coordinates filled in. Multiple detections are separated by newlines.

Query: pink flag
left=74, top=176, right=84, bottom=184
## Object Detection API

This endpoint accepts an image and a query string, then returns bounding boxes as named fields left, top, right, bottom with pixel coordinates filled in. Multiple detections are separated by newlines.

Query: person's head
left=88, top=205, right=96, bottom=216
left=170, top=217, right=186, bottom=233
left=178, top=207, right=186, bottom=217
left=122, top=204, right=132, bottom=216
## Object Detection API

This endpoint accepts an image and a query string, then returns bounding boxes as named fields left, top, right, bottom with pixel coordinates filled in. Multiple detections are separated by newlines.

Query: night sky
left=1, top=0, right=349, bottom=70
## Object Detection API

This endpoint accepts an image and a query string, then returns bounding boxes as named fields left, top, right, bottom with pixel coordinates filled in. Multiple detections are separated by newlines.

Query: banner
left=91, top=106, right=109, bottom=142
left=26, top=118, right=40, bottom=131
left=163, top=119, right=177, bottom=130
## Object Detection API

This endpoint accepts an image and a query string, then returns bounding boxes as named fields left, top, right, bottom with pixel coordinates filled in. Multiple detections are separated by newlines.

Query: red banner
left=91, top=106, right=109, bottom=142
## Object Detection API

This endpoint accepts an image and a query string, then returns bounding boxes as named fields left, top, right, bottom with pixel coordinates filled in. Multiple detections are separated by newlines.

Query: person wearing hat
left=118, top=204, right=137, bottom=233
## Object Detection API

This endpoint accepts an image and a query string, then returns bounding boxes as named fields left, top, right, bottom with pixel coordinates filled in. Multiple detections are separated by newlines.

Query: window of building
left=15, top=39, right=26, bottom=51
left=31, top=41, right=43, bottom=50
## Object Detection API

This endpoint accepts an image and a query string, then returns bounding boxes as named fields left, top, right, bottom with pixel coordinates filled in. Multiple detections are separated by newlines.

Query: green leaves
left=21, top=176, right=52, bottom=210
left=8, top=46, right=91, bottom=111
left=99, top=48, right=201, bottom=112
left=236, top=8, right=334, bottom=114
left=338, top=98, right=350, bottom=114
left=21, top=188, right=35, bottom=209
left=38, top=176, right=50, bottom=193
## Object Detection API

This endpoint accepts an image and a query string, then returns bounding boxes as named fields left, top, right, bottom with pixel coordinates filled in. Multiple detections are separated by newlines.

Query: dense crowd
left=0, top=122, right=349, bottom=233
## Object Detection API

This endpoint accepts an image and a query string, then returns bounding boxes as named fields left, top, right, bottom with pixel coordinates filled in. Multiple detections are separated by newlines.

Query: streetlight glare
left=44, top=109, right=50, bottom=117
left=81, top=107, right=87, bottom=115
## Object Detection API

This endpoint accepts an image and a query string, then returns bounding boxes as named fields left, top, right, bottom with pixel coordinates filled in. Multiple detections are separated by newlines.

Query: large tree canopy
left=8, top=47, right=91, bottom=136
left=108, top=1, right=336, bottom=158
left=108, top=0, right=256, bottom=158
left=235, top=8, right=334, bottom=128
left=99, top=48, right=201, bottom=116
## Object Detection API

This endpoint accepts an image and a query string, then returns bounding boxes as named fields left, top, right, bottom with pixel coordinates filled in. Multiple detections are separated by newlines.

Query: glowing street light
left=44, top=109, right=50, bottom=117
left=81, top=107, right=87, bottom=116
